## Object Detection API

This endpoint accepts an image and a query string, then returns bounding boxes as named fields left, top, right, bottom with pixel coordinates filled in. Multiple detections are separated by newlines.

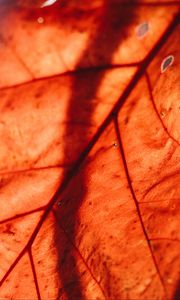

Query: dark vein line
left=52, top=209, right=108, bottom=300
left=0, top=13, right=178, bottom=288
left=0, top=62, right=139, bottom=92
left=145, top=72, right=180, bottom=146
left=0, top=163, right=70, bottom=177
left=0, top=247, right=27, bottom=286
left=0, top=206, right=46, bottom=225
left=139, top=199, right=179, bottom=204
left=5, top=42, right=35, bottom=80
left=142, top=171, right=179, bottom=199
left=113, top=116, right=168, bottom=297
left=28, top=249, right=41, bottom=300
left=150, top=238, right=180, bottom=243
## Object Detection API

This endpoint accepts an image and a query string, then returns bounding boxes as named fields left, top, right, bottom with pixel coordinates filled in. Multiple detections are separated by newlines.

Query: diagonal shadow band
left=54, top=1, right=137, bottom=299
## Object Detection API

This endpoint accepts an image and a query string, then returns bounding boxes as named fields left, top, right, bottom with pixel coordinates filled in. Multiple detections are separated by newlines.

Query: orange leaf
left=0, top=1, right=179, bottom=299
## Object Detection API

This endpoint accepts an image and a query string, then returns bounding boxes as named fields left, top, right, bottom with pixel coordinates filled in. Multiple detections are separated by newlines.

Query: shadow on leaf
left=54, top=1, right=137, bottom=299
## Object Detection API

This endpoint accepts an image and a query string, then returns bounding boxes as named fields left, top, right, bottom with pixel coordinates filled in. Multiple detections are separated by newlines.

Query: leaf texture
left=0, top=0, right=179, bottom=299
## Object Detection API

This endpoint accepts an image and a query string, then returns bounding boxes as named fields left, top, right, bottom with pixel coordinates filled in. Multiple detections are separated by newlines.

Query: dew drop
left=41, top=0, right=58, bottom=7
left=136, top=22, right=149, bottom=38
left=161, top=55, right=174, bottom=73
left=37, top=17, right=44, bottom=24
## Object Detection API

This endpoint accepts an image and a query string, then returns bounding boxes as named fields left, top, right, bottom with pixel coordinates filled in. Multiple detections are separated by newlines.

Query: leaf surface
left=0, top=1, right=179, bottom=299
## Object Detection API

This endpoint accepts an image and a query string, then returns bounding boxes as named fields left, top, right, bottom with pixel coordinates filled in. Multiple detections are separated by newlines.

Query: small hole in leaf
left=136, top=22, right=149, bottom=38
left=161, top=55, right=174, bottom=73
left=160, top=109, right=167, bottom=118
left=113, top=142, right=118, bottom=148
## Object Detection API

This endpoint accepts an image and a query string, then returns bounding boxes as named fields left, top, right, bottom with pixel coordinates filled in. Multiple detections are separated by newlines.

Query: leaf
left=0, top=1, right=179, bottom=299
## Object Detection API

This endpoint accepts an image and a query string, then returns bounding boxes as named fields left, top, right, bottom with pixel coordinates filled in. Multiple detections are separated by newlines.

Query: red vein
left=0, top=163, right=70, bottom=176
left=142, top=171, right=179, bottom=199
left=53, top=209, right=108, bottom=300
left=150, top=238, right=180, bottom=243
left=139, top=199, right=179, bottom=204
left=145, top=72, right=180, bottom=146
left=0, top=247, right=27, bottom=286
left=0, top=13, right=178, bottom=288
left=0, top=205, right=46, bottom=225
left=0, top=36, right=34, bottom=80
left=28, top=249, right=41, bottom=300
left=113, top=116, right=168, bottom=297
left=5, top=42, right=35, bottom=80
left=0, top=62, right=139, bottom=91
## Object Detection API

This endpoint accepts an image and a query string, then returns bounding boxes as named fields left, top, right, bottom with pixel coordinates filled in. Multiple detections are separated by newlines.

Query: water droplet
left=41, top=0, right=58, bottom=7
left=37, top=17, right=44, bottom=24
left=161, top=55, right=174, bottom=73
left=136, top=22, right=149, bottom=38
